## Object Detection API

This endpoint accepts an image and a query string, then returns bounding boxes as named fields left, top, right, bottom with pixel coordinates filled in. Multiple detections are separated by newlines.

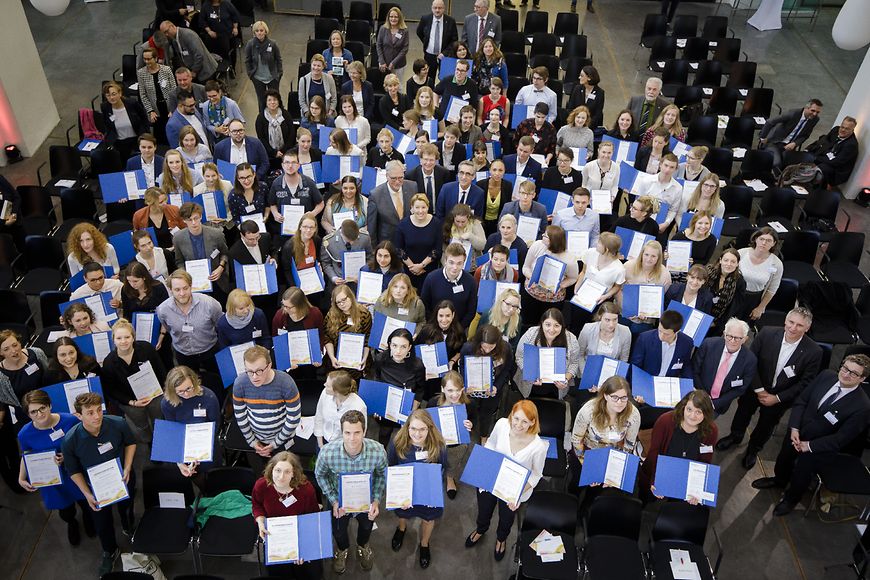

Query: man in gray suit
left=367, top=160, right=418, bottom=245
left=759, top=99, right=823, bottom=170
left=160, top=20, right=218, bottom=81
left=321, top=220, right=374, bottom=295
left=174, top=202, right=230, bottom=302
left=626, top=77, right=670, bottom=133
left=461, top=0, right=502, bottom=54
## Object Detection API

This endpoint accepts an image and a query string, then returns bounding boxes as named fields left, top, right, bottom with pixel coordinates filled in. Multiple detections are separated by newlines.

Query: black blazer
left=101, top=98, right=149, bottom=144
left=566, top=85, right=606, bottom=128
left=788, top=370, right=870, bottom=454
left=228, top=236, right=273, bottom=266
left=406, top=165, right=452, bottom=208
left=633, top=145, right=671, bottom=175
left=750, top=327, right=823, bottom=405
left=378, top=93, right=410, bottom=130
left=760, top=108, right=819, bottom=148
left=692, top=337, right=758, bottom=414
left=664, top=283, right=715, bottom=316
left=605, top=128, right=640, bottom=142
left=340, top=80, right=376, bottom=120
left=255, top=111, right=297, bottom=159
left=476, top=178, right=513, bottom=221
left=808, top=127, right=860, bottom=184
left=416, top=13, right=459, bottom=56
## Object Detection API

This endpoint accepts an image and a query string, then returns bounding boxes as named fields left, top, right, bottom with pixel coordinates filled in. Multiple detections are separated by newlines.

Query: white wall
left=837, top=48, right=870, bottom=199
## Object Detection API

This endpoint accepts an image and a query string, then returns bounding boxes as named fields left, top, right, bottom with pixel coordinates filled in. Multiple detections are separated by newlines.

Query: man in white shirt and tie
left=417, top=0, right=458, bottom=82
left=405, top=143, right=450, bottom=209
left=514, top=67, right=558, bottom=123
left=462, top=0, right=502, bottom=54
left=435, top=160, right=484, bottom=219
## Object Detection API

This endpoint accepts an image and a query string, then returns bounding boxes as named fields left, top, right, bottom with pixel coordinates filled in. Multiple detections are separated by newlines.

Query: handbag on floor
left=121, top=552, right=166, bottom=580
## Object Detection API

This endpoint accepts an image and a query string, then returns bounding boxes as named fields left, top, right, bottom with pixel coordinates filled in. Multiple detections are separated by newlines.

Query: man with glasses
left=717, top=307, right=823, bottom=470
left=435, top=160, right=485, bottom=219
left=514, top=67, right=558, bottom=124
left=692, top=318, right=758, bottom=415
left=367, top=160, right=417, bottom=245
left=752, top=354, right=870, bottom=516
left=417, top=0, right=458, bottom=83
left=434, top=59, right=478, bottom=123
left=405, top=143, right=450, bottom=208
left=166, top=89, right=211, bottom=149
left=462, top=0, right=502, bottom=54
left=232, top=345, right=301, bottom=474
left=173, top=202, right=231, bottom=302
left=70, top=261, right=124, bottom=306
left=268, top=149, right=324, bottom=234
left=499, top=179, right=548, bottom=239
left=214, top=119, right=270, bottom=181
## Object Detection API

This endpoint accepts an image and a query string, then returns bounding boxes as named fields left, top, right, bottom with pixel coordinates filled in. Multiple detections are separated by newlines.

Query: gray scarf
left=265, top=108, right=285, bottom=151
left=227, top=309, right=255, bottom=329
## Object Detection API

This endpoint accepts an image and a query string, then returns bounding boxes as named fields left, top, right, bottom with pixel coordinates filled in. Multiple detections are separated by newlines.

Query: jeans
left=332, top=510, right=374, bottom=551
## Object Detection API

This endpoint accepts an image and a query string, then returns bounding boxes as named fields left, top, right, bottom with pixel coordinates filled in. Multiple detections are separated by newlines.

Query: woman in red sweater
left=253, top=451, right=322, bottom=579
left=640, top=390, right=718, bottom=504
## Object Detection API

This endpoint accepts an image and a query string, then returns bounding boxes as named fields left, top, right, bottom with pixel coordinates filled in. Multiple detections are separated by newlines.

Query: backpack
left=79, top=108, right=104, bottom=141
left=778, top=162, right=821, bottom=188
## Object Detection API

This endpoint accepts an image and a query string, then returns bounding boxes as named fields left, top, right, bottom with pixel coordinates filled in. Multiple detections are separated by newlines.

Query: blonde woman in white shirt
left=568, top=231, right=625, bottom=334
left=620, top=240, right=671, bottom=334
left=675, top=173, right=725, bottom=231
left=737, top=226, right=784, bottom=321
left=466, top=399, right=548, bottom=561
left=313, top=370, right=367, bottom=448
left=581, top=140, right=621, bottom=204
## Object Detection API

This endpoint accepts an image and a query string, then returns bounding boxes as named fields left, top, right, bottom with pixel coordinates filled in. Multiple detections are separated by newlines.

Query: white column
left=0, top=1, right=60, bottom=165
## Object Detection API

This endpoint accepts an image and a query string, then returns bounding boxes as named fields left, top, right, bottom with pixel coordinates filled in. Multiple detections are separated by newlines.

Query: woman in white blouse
left=675, top=173, right=725, bottom=229
left=132, top=230, right=171, bottom=281
left=737, top=226, right=784, bottom=321
left=514, top=308, right=581, bottom=400
left=334, top=95, right=371, bottom=160
left=581, top=140, right=621, bottom=204
left=66, top=222, right=120, bottom=277
left=520, top=225, right=580, bottom=328
left=568, top=231, right=625, bottom=334
left=620, top=240, right=671, bottom=335
left=313, top=370, right=367, bottom=447
left=466, top=400, right=548, bottom=561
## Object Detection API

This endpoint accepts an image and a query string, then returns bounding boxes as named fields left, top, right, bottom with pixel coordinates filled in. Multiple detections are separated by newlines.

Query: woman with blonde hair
left=334, top=95, right=371, bottom=158
left=610, top=194, right=660, bottom=236
left=413, top=86, right=440, bottom=123
left=676, top=173, right=725, bottom=229
left=298, top=53, right=337, bottom=118
left=313, top=370, right=367, bottom=447
left=66, top=223, right=120, bottom=276
left=325, top=126, right=364, bottom=159
left=387, top=408, right=447, bottom=568
left=341, top=60, right=376, bottom=120
left=556, top=105, right=595, bottom=159
left=244, top=20, right=283, bottom=112
left=676, top=145, right=711, bottom=182
left=427, top=371, right=474, bottom=499
left=640, top=103, right=686, bottom=147
left=217, top=289, right=271, bottom=349
left=477, top=288, right=522, bottom=346
left=378, top=74, right=410, bottom=131
left=158, top=148, right=203, bottom=195
left=374, top=273, right=426, bottom=326
left=323, top=285, right=373, bottom=380
left=133, top=186, right=185, bottom=250
left=671, top=212, right=718, bottom=269
left=177, top=125, right=213, bottom=164
left=621, top=240, right=671, bottom=334
left=376, top=7, right=410, bottom=80
left=442, top=203, right=486, bottom=270
left=568, top=231, right=626, bottom=333
left=394, top=193, right=441, bottom=290
left=192, top=161, right=234, bottom=228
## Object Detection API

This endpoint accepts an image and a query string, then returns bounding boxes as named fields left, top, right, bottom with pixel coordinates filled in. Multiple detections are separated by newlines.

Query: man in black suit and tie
left=405, top=143, right=451, bottom=209
left=692, top=319, right=758, bottom=415
left=228, top=219, right=278, bottom=319
left=806, top=116, right=859, bottom=187
left=758, top=99, right=823, bottom=170
left=716, top=307, right=823, bottom=470
left=417, top=0, right=458, bottom=83
left=752, top=354, right=870, bottom=516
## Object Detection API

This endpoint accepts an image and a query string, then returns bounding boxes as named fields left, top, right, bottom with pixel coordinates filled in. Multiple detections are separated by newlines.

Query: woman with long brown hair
left=66, top=223, right=120, bottom=277
left=322, top=285, right=372, bottom=381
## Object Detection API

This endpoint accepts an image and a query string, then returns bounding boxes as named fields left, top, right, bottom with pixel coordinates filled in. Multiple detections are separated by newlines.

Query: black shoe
left=751, top=477, right=782, bottom=490
left=520, top=0, right=528, bottom=5
left=447, top=488, right=457, bottom=500
left=67, top=521, right=81, bottom=546
left=419, top=545, right=431, bottom=568
left=391, top=527, right=405, bottom=552
left=494, top=541, right=507, bottom=561
left=715, top=433, right=743, bottom=451
left=503, top=0, right=516, bottom=5
left=98, top=548, right=120, bottom=577
left=587, top=3, right=595, bottom=12
left=741, top=449, right=759, bottom=470
left=465, top=530, right=484, bottom=548
left=773, top=499, right=797, bottom=516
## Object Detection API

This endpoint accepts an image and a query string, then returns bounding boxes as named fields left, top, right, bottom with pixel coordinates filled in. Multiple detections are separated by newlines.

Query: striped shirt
left=232, top=371, right=301, bottom=449
left=314, top=438, right=387, bottom=506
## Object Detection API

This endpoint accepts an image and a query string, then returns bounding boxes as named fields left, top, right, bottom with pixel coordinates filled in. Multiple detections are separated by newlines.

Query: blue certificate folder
left=577, top=448, right=640, bottom=493
left=622, top=284, right=665, bottom=318
left=667, top=300, right=714, bottom=347
left=460, top=445, right=531, bottom=496
left=529, top=255, right=567, bottom=291
left=322, top=155, right=362, bottom=183
left=216, top=342, right=255, bottom=387
left=99, top=170, right=146, bottom=203
left=414, top=342, right=449, bottom=378
left=109, top=227, right=158, bottom=267
left=43, top=377, right=104, bottom=413
left=368, top=312, right=417, bottom=351
left=617, top=161, right=640, bottom=192
left=133, top=312, right=161, bottom=345
left=631, top=366, right=694, bottom=408
left=579, top=355, right=630, bottom=391
left=654, top=455, right=720, bottom=507
left=361, top=165, right=384, bottom=196
left=439, top=56, right=458, bottom=80
left=510, top=104, right=534, bottom=129
left=265, top=511, right=333, bottom=564
left=477, top=280, right=520, bottom=313
left=541, top=436, right=559, bottom=459
left=358, top=379, right=414, bottom=424
left=274, top=329, right=323, bottom=370
left=233, top=261, right=279, bottom=295
left=386, top=463, right=444, bottom=509
left=319, top=126, right=359, bottom=151
left=73, top=331, right=114, bottom=360
left=615, top=226, right=654, bottom=260
left=425, top=404, right=471, bottom=444
left=151, top=419, right=215, bottom=463
left=522, top=344, right=567, bottom=382
left=538, top=188, right=572, bottom=215
left=601, top=135, right=638, bottom=163
left=193, top=191, right=228, bottom=221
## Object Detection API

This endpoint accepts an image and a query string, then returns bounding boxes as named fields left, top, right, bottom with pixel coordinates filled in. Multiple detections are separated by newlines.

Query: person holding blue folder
left=373, top=274, right=426, bottom=327
left=279, top=213, right=323, bottom=304
left=387, top=409, right=448, bottom=568
left=44, top=337, right=101, bottom=385
left=475, top=287, right=522, bottom=348
left=515, top=309, right=580, bottom=401
left=670, top=213, right=718, bottom=277
left=373, top=329, right=427, bottom=447
left=620, top=240, right=671, bottom=335
left=466, top=400, right=548, bottom=561
left=253, top=451, right=323, bottom=579
left=570, top=376, right=641, bottom=493
left=323, top=286, right=373, bottom=381
left=61, top=303, right=112, bottom=339
left=66, top=223, right=121, bottom=278
left=640, top=390, right=718, bottom=504
left=217, top=290, right=272, bottom=350
left=575, top=302, right=632, bottom=407
left=521, top=225, right=580, bottom=328
left=609, top=195, right=660, bottom=237
left=414, top=301, right=468, bottom=401
left=567, top=232, right=625, bottom=334
left=664, top=265, right=714, bottom=316
left=459, top=325, right=515, bottom=440
left=428, top=371, right=475, bottom=499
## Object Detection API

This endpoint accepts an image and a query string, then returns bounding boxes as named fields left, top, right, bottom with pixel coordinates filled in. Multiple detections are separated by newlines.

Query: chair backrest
left=319, top=0, right=345, bottom=24
left=349, top=1, right=373, bottom=23
left=554, top=13, right=579, bottom=37
left=203, top=466, right=256, bottom=497
left=48, top=145, right=83, bottom=179
left=305, top=39, right=329, bottom=62
left=721, top=185, right=753, bottom=217
left=741, top=87, right=774, bottom=118
left=686, top=115, right=718, bottom=146
left=704, top=147, right=734, bottom=180
left=0, top=290, right=33, bottom=325
left=649, top=36, right=677, bottom=61
left=674, top=85, right=703, bottom=110
left=501, top=30, right=527, bottom=55
left=507, top=76, right=529, bottom=102
left=723, top=116, right=756, bottom=148
left=100, top=572, right=155, bottom=580
left=60, top=188, right=97, bottom=222
left=121, top=54, right=137, bottom=85
left=314, top=17, right=341, bottom=40
left=529, top=33, right=558, bottom=57
left=40, top=290, right=71, bottom=322
left=683, top=37, right=710, bottom=62
left=766, top=277, right=799, bottom=312
left=497, top=7, right=520, bottom=32
left=726, top=61, right=757, bottom=89
left=503, top=52, right=528, bottom=76
left=826, top=231, right=864, bottom=266
left=142, top=465, right=197, bottom=510
left=801, top=188, right=840, bottom=223
left=345, top=40, right=366, bottom=63
left=90, top=148, right=123, bottom=176
left=25, top=235, right=65, bottom=270
left=740, top=149, right=773, bottom=174
left=640, top=13, right=668, bottom=44
left=528, top=398, right=567, bottom=437
left=781, top=230, right=819, bottom=264
left=693, top=61, right=723, bottom=88
left=651, top=502, right=710, bottom=545
left=586, top=495, right=643, bottom=541
left=561, top=34, right=588, bottom=60
left=522, top=490, right=578, bottom=535
left=523, top=11, right=549, bottom=36
left=759, top=187, right=795, bottom=219
left=662, top=59, right=689, bottom=85
left=17, top=185, right=54, bottom=218
left=0, top=233, right=18, bottom=268
left=345, top=19, right=372, bottom=44
left=712, top=37, right=741, bottom=63
left=530, top=54, right=559, bottom=80
left=702, top=15, right=729, bottom=39
left=671, top=14, right=698, bottom=39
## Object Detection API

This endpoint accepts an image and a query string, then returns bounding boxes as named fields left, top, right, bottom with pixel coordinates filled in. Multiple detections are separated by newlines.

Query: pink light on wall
left=0, top=81, right=23, bottom=152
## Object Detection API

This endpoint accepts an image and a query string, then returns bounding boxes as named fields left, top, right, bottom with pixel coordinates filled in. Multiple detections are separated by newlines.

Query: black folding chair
left=822, top=232, right=868, bottom=288
left=131, top=466, right=196, bottom=559
left=648, top=502, right=723, bottom=579
left=554, top=13, right=579, bottom=44
left=704, top=147, right=734, bottom=181
left=781, top=230, right=822, bottom=284
left=529, top=398, right=568, bottom=480
left=661, top=59, right=689, bottom=98
left=498, top=7, right=520, bottom=32
left=13, top=235, right=66, bottom=296
left=754, top=278, right=798, bottom=329
left=313, top=17, right=341, bottom=41
left=647, top=37, right=677, bottom=73
left=523, top=12, right=550, bottom=40
left=686, top=115, right=718, bottom=148
left=639, top=13, right=668, bottom=50
left=194, top=467, right=259, bottom=570
left=319, top=0, right=345, bottom=26
left=671, top=15, right=698, bottom=40
left=721, top=116, right=756, bottom=150
left=582, top=496, right=645, bottom=579
left=706, top=87, right=739, bottom=117
left=514, top=491, right=580, bottom=580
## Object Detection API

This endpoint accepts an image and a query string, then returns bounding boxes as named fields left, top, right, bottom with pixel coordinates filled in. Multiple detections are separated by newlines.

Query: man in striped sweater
left=232, top=345, right=302, bottom=473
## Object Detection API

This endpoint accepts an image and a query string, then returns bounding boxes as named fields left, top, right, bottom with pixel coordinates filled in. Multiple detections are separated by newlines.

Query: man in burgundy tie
left=691, top=318, right=757, bottom=416
left=462, top=0, right=502, bottom=54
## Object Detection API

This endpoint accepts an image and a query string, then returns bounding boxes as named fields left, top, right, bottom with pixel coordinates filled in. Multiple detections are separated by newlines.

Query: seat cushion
left=519, top=530, right=578, bottom=580
left=132, top=509, right=193, bottom=554
left=197, top=515, right=258, bottom=556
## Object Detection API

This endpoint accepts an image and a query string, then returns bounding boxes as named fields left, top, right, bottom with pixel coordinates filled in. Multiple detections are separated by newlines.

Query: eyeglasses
left=532, top=76, right=543, bottom=81
left=608, top=395, right=630, bottom=403
left=724, top=334, right=745, bottom=342
left=504, top=302, right=521, bottom=310
left=245, top=365, right=270, bottom=377
left=701, top=183, right=717, bottom=189
left=86, top=275, right=105, bottom=282
left=229, top=128, right=245, bottom=134
left=28, top=405, right=49, bottom=417
left=176, top=385, right=195, bottom=396
left=841, top=365, right=864, bottom=379
left=457, top=171, right=474, bottom=176
left=238, top=174, right=255, bottom=180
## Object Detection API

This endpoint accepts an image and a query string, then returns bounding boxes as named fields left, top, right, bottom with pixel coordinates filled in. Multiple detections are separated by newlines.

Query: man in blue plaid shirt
left=315, top=410, right=387, bottom=574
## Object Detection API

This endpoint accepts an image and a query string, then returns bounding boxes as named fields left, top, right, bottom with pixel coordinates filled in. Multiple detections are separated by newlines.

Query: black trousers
left=251, top=78, right=280, bottom=113
left=90, top=472, right=137, bottom=553
left=58, top=500, right=95, bottom=531
left=333, top=511, right=374, bottom=551
left=661, top=0, right=680, bottom=22
left=728, top=388, right=789, bottom=451
left=424, top=52, right=440, bottom=83
left=476, top=490, right=516, bottom=542
left=773, top=435, right=838, bottom=504
left=175, top=344, right=220, bottom=375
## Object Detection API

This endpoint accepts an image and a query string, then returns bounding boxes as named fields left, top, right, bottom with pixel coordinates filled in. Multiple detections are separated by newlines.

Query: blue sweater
left=420, top=268, right=478, bottom=328
left=161, top=387, right=222, bottom=425
left=217, top=308, right=272, bottom=350
left=232, top=371, right=301, bottom=449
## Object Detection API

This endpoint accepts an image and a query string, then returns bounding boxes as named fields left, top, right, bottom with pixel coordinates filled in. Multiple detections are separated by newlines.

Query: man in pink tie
left=691, top=318, right=757, bottom=416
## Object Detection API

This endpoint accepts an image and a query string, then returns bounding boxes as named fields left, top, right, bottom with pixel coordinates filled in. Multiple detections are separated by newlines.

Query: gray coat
left=366, top=180, right=418, bottom=245
left=173, top=27, right=218, bottom=81
left=376, top=26, right=410, bottom=70
left=575, top=322, right=632, bottom=371
left=244, top=37, right=283, bottom=81
left=298, top=73, right=338, bottom=117
left=137, top=64, right=177, bottom=116
left=461, top=12, right=502, bottom=54
left=320, top=230, right=374, bottom=290
left=173, top=225, right=230, bottom=292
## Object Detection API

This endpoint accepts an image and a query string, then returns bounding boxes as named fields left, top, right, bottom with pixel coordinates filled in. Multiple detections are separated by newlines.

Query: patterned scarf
left=207, top=96, right=228, bottom=127
left=705, top=264, right=740, bottom=323
left=265, top=108, right=285, bottom=150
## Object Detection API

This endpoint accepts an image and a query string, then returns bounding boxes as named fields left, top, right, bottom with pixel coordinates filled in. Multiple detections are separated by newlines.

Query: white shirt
left=110, top=106, right=136, bottom=139
left=773, top=336, right=801, bottom=386
left=70, top=278, right=124, bottom=303
left=313, top=391, right=367, bottom=443
left=141, top=158, right=156, bottom=187
left=817, top=381, right=857, bottom=408
left=244, top=242, right=263, bottom=264
left=484, top=418, right=548, bottom=502
left=634, top=176, right=682, bottom=225
left=660, top=339, right=677, bottom=376
left=230, top=139, right=248, bottom=165
left=580, top=247, right=626, bottom=289
left=427, top=17, right=444, bottom=55
left=182, top=113, right=209, bottom=145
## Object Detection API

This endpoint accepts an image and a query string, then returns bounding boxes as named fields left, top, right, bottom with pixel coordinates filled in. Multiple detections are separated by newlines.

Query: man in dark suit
left=692, top=318, right=758, bottom=415
left=626, top=77, right=670, bottom=133
left=630, top=310, right=695, bottom=379
left=214, top=119, right=270, bottom=181
left=228, top=219, right=278, bottom=320
left=752, top=354, right=870, bottom=516
left=125, top=133, right=164, bottom=188
left=502, top=136, right=543, bottom=180
left=405, top=143, right=452, bottom=209
left=716, top=307, right=823, bottom=469
left=166, top=90, right=212, bottom=150
left=367, top=160, right=417, bottom=245
left=759, top=99, right=823, bottom=170
left=461, top=0, right=502, bottom=54
left=435, top=160, right=485, bottom=219
left=417, top=0, right=458, bottom=83
left=806, top=116, right=859, bottom=187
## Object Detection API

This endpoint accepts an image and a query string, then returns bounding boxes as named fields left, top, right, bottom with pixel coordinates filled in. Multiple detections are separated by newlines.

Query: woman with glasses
left=515, top=308, right=580, bottom=401
left=610, top=195, right=660, bottom=237
left=18, top=390, right=94, bottom=543
left=477, top=288, right=522, bottom=347
left=676, top=146, right=711, bottom=183
left=541, top=147, right=584, bottom=194
left=670, top=213, right=718, bottom=272
left=676, top=175, right=724, bottom=229
left=45, top=337, right=101, bottom=385
left=271, top=287, right=323, bottom=385
left=323, top=285, right=373, bottom=381
left=394, top=193, right=442, bottom=291
left=228, top=162, right=269, bottom=227
left=738, top=227, right=783, bottom=321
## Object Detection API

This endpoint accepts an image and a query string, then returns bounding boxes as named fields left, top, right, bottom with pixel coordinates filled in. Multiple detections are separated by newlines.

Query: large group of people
left=1, top=1, right=868, bottom=579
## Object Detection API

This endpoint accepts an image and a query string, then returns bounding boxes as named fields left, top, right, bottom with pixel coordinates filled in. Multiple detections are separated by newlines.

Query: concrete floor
left=2, top=0, right=870, bottom=579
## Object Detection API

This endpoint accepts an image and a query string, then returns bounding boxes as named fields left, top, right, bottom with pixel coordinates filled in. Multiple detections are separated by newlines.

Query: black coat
left=255, top=111, right=297, bottom=159
left=101, top=98, right=149, bottom=144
